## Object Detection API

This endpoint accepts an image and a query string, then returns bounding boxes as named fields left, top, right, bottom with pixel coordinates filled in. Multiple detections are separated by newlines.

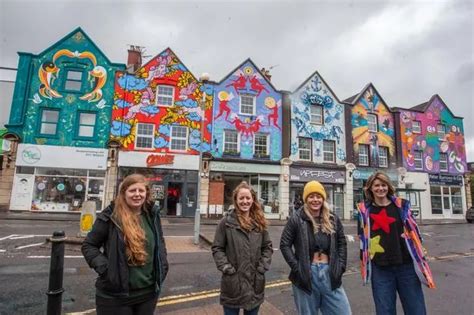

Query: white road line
left=27, top=255, right=83, bottom=259
left=0, top=249, right=6, bottom=253
left=16, top=242, right=45, bottom=250
left=0, top=234, right=17, bottom=241
left=10, top=235, right=36, bottom=240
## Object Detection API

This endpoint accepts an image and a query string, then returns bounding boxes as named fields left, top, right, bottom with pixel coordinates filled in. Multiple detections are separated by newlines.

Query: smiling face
left=306, top=192, right=324, bottom=213
left=236, top=188, right=253, bottom=214
left=125, top=182, right=147, bottom=211
left=370, top=179, right=389, bottom=201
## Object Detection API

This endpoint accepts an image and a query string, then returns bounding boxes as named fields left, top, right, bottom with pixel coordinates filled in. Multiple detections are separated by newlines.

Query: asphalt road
left=0, top=219, right=472, bottom=314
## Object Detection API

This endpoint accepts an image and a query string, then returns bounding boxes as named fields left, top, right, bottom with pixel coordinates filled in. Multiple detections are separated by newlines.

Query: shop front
left=208, top=161, right=281, bottom=219
left=289, top=165, right=346, bottom=218
left=11, top=144, right=107, bottom=212
left=118, top=151, right=199, bottom=217
left=428, top=173, right=465, bottom=219
left=351, top=168, right=399, bottom=208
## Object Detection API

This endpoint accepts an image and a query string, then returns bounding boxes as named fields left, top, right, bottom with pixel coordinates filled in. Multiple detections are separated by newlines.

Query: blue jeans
left=292, top=263, right=351, bottom=315
left=371, top=262, right=427, bottom=315
left=223, top=305, right=260, bottom=315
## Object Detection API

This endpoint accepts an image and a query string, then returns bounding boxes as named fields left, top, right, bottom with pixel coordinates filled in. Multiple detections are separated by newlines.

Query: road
left=0, top=218, right=472, bottom=314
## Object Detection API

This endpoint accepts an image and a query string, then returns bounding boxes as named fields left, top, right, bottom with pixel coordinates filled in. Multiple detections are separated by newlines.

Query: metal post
left=46, top=231, right=66, bottom=315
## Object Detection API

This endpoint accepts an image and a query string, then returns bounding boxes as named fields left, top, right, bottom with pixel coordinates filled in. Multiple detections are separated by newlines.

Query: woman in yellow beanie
left=280, top=180, right=351, bottom=314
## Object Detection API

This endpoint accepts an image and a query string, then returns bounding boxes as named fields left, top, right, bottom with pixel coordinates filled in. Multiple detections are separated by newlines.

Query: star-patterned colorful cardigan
left=357, top=196, right=436, bottom=288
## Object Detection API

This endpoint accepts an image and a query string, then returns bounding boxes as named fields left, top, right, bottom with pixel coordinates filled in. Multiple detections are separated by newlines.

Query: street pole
left=46, top=231, right=66, bottom=315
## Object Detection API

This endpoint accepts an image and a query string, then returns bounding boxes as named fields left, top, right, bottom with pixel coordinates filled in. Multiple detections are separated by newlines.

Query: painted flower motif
left=66, top=94, right=76, bottom=104
left=243, top=66, right=253, bottom=75
left=177, top=72, right=194, bottom=88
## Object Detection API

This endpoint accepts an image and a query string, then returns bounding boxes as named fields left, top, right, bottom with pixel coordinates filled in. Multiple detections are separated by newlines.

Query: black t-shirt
left=369, top=202, right=411, bottom=266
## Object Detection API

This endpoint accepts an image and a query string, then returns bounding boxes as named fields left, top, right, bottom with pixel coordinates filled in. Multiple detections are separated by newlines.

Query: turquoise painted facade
left=6, top=28, right=125, bottom=148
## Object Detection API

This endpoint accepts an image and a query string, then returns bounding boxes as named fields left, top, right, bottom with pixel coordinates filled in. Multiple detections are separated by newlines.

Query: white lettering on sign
left=299, top=169, right=336, bottom=179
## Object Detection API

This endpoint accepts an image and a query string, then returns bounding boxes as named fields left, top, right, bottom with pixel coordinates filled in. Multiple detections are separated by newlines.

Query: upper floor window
left=378, top=146, right=389, bottom=168
left=323, top=140, right=335, bottom=163
left=367, top=114, right=378, bottom=132
left=359, top=144, right=369, bottom=166
left=39, top=109, right=60, bottom=136
left=170, top=126, right=188, bottom=151
left=310, top=105, right=323, bottom=125
left=77, top=112, right=96, bottom=138
left=298, top=137, right=312, bottom=161
left=239, top=94, right=256, bottom=115
left=439, top=153, right=448, bottom=172
left=224, top=130, right=239, bottom=154
left=63, top=69, right=84, bottom=92
left=254, top=133, right=269, bottom=156
left=437, top=124, right=446, bottom=140
left=135, top=123, right=154, bottom=149
left=414, top=150, right=423, bottom=170
left=412, top=121, right=421, bottom=134
left=156, top=85, right=174, bottom=106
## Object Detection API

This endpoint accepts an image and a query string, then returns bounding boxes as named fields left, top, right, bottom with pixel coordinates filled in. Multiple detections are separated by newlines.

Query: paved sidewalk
left=162, top=301, right=282, bottom=315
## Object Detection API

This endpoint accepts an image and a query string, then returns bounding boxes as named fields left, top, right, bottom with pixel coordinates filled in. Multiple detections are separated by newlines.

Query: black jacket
left=280, top=209, right=347, bottom=293
left=211, top=210, right=273, bottom=310
left=81, top=202, right=169, bottom=297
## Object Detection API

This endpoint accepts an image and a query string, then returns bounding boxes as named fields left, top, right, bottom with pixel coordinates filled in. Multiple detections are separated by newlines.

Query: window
left=412, top=121, right=421, bottom=134
left=224, top=130, right=239, bottom=154
left=378, top=146, right=389, bottom=167
left=298, top=137, right=312, bottom=161
left=414, top=150, right=423, bottom=170
left=451, top=187, right=463, bottom=214
left=170, top=126, right=188, bottom=151
left=77, top=113, right=96, bottom=138
left=156, top=85, right=174, bottom=106
left=359, top=144, right=369, bottom=166
left=39, top=109, right=59, bottom=135
left=310, top=105, right=323, bottom=125
left=64, top=69, right=84, bottom=92
left=135, top=123, right=154, bottom=149
left=430, top=186, right=442, bottom=214
left=239, top=94, right=256, bottom=115
left=367, top=114, right=378, bottom=132
left=437, top=124, right=446, bottom=140
left=323, top=140, right=335, bottom=163
left=439, top=153, right=448, bottom=172
left=254, top=133, right=269, bottom=156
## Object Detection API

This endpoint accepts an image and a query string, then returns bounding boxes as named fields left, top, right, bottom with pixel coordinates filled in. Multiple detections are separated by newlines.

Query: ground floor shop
left=10, top=144, right=107, bottom=212
left=427, top=173, right=466, bottom=219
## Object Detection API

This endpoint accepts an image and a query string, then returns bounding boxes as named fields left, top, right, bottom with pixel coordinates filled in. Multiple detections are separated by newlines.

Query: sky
left=0, top=0, right=473, bottom=161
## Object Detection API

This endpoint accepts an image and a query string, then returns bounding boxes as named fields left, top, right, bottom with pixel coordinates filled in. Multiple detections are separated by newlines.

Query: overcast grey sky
left=1, top=0, right=473, bottom=160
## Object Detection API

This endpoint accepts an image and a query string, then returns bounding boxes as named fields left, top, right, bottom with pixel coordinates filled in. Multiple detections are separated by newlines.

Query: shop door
left=10, top=174, right=35, bottom=210
left=167, top=182, right=182, bottom=216
left=182, top=183, right=197, bottom=216
left=333, top=192, right=344, bottom=219
left=442, top=187, right=452, bottom=218
left=86, top=178, right=105, bottom=212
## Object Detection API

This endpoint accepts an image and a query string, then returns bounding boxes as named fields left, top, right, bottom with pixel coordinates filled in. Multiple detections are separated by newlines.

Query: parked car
left=466, top=207, right=474, bottom=223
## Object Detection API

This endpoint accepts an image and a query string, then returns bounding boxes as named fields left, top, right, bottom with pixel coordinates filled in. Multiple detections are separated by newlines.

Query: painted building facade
left=289, top=71, right=348, bottom=219
left=395, top=95, right=467, bottom=219
left=2, top=28, right=124, bottom=212
left=111, top=48, right=213, bottom=216
left=207, top=60, right=283, bottom=218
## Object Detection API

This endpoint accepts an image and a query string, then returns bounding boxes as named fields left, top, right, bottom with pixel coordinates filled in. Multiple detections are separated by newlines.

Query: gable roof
left=342, top=83, right=394, bottom=113
left=392, top=95, right=463, bottom=119
left=291, top=70, right=343, bottom=103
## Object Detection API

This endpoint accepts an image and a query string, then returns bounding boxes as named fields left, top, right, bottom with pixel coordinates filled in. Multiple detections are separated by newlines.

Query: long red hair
left=232, top=181, right=267, bottom=231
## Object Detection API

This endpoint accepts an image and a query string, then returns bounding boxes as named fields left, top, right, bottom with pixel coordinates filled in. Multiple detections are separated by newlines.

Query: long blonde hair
left=303, top=198, right=334, bottom=234
left=363, top=171, right=396, bottom=203
left=232, top=181, right=267, bottom=231
left=113, top=174, right=152, bottom=266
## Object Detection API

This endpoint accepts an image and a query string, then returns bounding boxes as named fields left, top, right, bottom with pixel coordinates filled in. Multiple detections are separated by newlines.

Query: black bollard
left=46, top=231, right=66, bottom=315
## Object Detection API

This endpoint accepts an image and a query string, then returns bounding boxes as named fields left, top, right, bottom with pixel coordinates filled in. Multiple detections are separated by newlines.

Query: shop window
left=414, top=150, right=423, bottom=170
left=412, top=121, right=421, bottom=134
left=359, top=144, right=369, bottom=166
left=439, top=153, right=448, bottom=172
left=156, top=85, right=174, bottom=106
left=77, top=112, right=96, bottom=138
left=135, top=123, right=154, bottom=149
left=223, top=130, right=239, bottom=155
left=451, top=187, right=463, bottom=214
left=239, top=94, right=255, bottom=115
left=310, top=105, right=323, bottom=125
left=254, top=133, right=269, bottom=157
left=298, top=137, right=312, bottom=161
left=39, top=109, right=60, bottom=136
left=63, top=69, right=84, bottom=92
left=367, top=114, right=378, bottom=132
left=323, top=140, right=335, bottom=163
left=170, top=126, right=188, bottom=151
left=378, top=146, right=389, bottom=167
left=430, top=186, right=442, bottom=214
left=437, top=124, right=446, bottom=140
left=259, top=178, right=280, bottom=214
left=16, top=166, right=35, bottom=174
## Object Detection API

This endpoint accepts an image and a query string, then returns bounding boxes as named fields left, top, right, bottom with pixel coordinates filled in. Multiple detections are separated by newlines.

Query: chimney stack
left=127, top=45, right=143, bottom=73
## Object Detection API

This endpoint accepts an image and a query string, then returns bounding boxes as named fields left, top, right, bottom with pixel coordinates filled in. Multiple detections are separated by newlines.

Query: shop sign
left=352, top=168, right=398, bottom=182
left=210, top=161, right=280, bottom=174
left=290, top=166, right=345, bottom=183
left=16, top=144, right=107, bottom=170
left=428, top=173, right=463, bottom=186
left=146, top=154, right=174, bottom=167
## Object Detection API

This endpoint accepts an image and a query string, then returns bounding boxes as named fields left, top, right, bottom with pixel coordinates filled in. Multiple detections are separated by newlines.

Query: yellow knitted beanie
left=303, top=181, right=327, bottom=201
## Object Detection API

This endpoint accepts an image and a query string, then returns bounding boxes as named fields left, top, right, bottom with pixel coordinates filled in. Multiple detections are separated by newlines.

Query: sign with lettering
left=290, top=166, right=345, bottom=183
left=352, top=168, right=398, bottom=182
left=428, top=173, right=463, bottom=186
left=146, top=154, right=174, bottom=167
left=210, top=161, right=281, bottom=174
left=119, top=151, right=199, bottom=170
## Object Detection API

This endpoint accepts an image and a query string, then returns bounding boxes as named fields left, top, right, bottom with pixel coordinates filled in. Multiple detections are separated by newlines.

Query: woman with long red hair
left=82, top=174, right=168, bottom=315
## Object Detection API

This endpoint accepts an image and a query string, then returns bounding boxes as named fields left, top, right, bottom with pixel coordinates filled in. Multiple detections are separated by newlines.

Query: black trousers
left=96, top=295, right=158, bottom=315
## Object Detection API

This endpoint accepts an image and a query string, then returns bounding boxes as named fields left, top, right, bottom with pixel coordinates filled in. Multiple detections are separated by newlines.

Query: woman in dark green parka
left=212, top=181, right=273, bottom=315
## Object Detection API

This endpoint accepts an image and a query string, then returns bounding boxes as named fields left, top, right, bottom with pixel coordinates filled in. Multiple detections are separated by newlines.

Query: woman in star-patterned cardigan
left=357, top=171, right=435, bottom=315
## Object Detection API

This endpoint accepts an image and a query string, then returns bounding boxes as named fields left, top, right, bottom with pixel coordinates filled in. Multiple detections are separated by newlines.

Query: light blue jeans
left=292, top=263, right=351, bottom=315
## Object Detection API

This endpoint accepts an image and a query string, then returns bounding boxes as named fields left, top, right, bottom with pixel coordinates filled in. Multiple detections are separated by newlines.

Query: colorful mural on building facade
left=7, top=28, right=123, bottom=148
left=290, top=73, right=346, bottom=163
left=111, top=48, right=212, bottom=154
left=399, top=96, right=466, bottom=174
left=351, top=85, right=395, bottom=165
left=211, top=60, right=282, bottom=161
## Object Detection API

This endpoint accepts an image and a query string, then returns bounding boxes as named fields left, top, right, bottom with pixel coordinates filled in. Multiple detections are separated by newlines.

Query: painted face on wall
left=306, top=193, right=324, bottom=212
left=125, top=182, right=147, bottom=211
left=236, top=188, right=253, bottom=213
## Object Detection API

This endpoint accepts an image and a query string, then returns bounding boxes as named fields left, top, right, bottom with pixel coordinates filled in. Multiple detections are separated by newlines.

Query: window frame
left=169, top=125, right=188, bottom=152
left=359, top=144, right=369, bottom=166
left=298, top=137, right=312, bottom=161
left=310, top=105, right=324, bottom=125
left=412, top=120, right=422, bottom=134
left=134, top=122, right=155, bottom=150
left=437, top=124, right=446, bottom=140
left=439, top=152, right=448, bottom=172
left=37, top=108, right=60, bottom=137
left=322, top=140, right=336, bottom=163
left=223, top=130, right=240, bottom=154
left=367, top=114, right=378, bottom=132
left=253, top=133, right=269, bottom=157
left=378, top=146, right=389, bottom=168
left=75, top=111, right=97, bottom=140
left=155, top=85, right=175, bottom=107
left=414, top=150, right=423, bottom=170
left=61, top=67, right=86, bottom=93
left=239, top=94, right=256, bottom=116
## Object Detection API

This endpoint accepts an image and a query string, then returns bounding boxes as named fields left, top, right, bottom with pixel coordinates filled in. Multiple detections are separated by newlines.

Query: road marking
left=0, top=249, right=6, bottom=253
left=16, top=242, right=45, bottom=250
left=431, top=252, right=474, bottom=260
left=0, top=234, right=16, bottom=241
left=346, top=235, right=355, bottom=242
left=27, top=255, right=84, bottom=259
